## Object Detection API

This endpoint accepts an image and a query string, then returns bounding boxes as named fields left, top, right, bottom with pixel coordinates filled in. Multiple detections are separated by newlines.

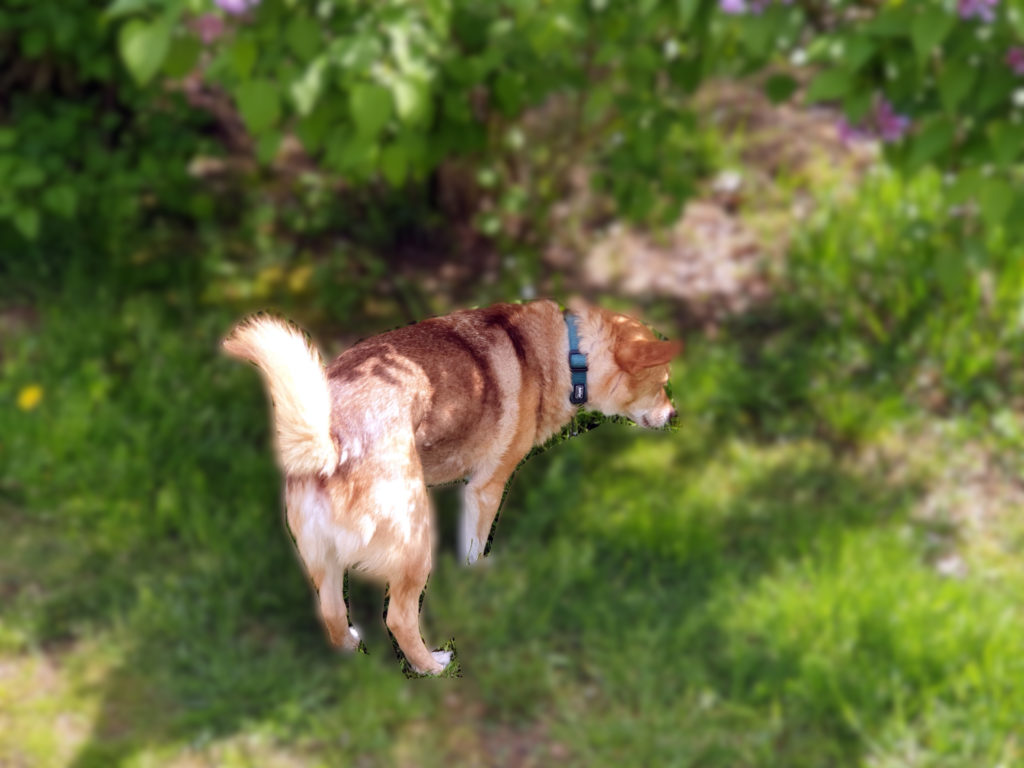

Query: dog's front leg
left=459, top=475, right=510, bottom=565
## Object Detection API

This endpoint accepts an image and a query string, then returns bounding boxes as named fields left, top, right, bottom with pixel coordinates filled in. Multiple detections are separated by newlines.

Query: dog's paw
left=431, top=650, right=453, bottom=669
left=408, top=649, right=453, bottom=676
left=463, top=537, right=483, bottom=566
left=336, top=625, right=361, bottom=653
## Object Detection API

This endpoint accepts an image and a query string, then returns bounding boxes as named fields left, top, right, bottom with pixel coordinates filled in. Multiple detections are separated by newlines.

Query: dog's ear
left=615, top=339, right=682, bottom=373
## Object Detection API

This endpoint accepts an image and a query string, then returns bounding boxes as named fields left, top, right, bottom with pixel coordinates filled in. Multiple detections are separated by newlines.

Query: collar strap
left=565, top=312, right=588, bottom=405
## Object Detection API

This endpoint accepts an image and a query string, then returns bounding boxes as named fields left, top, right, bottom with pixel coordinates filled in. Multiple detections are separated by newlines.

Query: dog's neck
left=564, top=312, right=588, bottom=405
left=560, top=303, right=622, bottom=421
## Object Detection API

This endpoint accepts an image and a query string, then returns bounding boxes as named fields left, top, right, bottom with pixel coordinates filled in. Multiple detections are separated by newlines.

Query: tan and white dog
left=223, top=299, right=680, bottom=674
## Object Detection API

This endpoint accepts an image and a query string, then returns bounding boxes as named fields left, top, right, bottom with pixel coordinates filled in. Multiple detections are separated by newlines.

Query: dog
left=223, top=299, right=680, bottom=674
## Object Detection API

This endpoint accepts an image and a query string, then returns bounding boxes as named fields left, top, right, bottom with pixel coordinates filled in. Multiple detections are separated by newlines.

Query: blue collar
left=564, top=312, right=588, bottom=405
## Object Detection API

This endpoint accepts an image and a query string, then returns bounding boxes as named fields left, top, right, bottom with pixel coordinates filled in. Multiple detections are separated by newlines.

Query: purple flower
left=194, top=13, right=225, bottom=44
left=720, top=0, right=791, bottom=12
left=215, top=0, right=259, bottom=15
left=720, top=0, right=747, bottom=14
left=837, top=97, right=911, bottom=145
left=837, top=117, right=870, bottom=145
left=874, top=98, right=911, bottom=143
left=958, top=0, right=998, bottom=21
left=1007, top=47, right=1024, bottom=75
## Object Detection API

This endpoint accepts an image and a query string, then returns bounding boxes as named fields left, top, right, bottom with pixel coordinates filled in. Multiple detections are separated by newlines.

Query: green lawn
left=3, top=312, right=1024, bottom=766
left=3, top=170, right=1024, bottom=766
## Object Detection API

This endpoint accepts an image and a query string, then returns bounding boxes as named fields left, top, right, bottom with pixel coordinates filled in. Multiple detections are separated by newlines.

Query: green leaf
left=975, top=67, right=1015, bottom=114
left=326, top=133, right=378, bottom=176
left=118, top=16, right=173, bottom=85
left=741, top=15, right=777, bottom=58
left=584, top=85, right=614, bottom=125
left=290, top=57, right=328, bottom=116
left=908, top=116, right=955, bottom=171
left=677, top=0, right=700, bottom=24
left=387, top=23, right=418, bottom=75
left=390, top=75, right=432, bottom=126
left=163, top=35, right=200, bottom=79
left=934, top=247, right=967, bottom=299
left=948, top=167, right=983, bottom=206
left=910, top=12, right=953, bottom=60
left=843, top=88, right=873, bottom=122
left=229, top=35, right=257, bottom=79
left=1004, top=193, right=1024, bottom=241
left=42, top=185, right=77, bottom=217
left=104, top=0, right=159, bottom=20
left=987, top=121, right=1024, bottom=166
left=336, top=35, right=383, bottom=72
left=978, top=177, right=1013, bottom=229
left=806, top=69, right=853, bottom=102
left=380, top=143, right=408, bottom=185
left=22, top=30, right=47, bottom=57
left=493, top=72, right=524, bottom=115
left=235, top=79, right=281, bottom=134
left=866, top=4, right=913, bottom=36
left=843, top=36, right=877, bottom=72
left=349, top=84, right=392, bottom=138
left=764, top=74, right=797, bottom=104
left=667, top=55, right=702, bottom=94
left=12, top=163, right=44, bottom=188
left=13, top=207, right=39, bottom=240
left=256, top=132, right=281, bottom=164
left=939, top=65, right=975, bottom=112
left=1012, top=5, right=1024, bottom=38
left=285, top=16, right=321, bottom=61
left=296, top=101, right=335, bottom=152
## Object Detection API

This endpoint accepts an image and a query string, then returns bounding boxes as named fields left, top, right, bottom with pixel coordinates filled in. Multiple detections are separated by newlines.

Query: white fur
left=286, top=477, right=413, bottom=580
left=223, top=317, right=338, bottom=477
left=459, top=484, right=481, bottom=564
left=430, top=650, right=452, bottom=668
left=290, top=479, right=349, bottom=573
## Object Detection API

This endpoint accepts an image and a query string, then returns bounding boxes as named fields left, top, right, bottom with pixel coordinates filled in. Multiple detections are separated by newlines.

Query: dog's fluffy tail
left=223, top=316, right=338, bottom=477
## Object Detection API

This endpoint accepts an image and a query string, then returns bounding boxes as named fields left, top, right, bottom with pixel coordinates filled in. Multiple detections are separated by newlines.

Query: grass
left=3, top=170, right=1024, bottom=766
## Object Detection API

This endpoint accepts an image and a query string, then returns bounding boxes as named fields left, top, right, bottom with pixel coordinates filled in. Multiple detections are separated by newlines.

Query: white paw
left=431, top=650, right=453, bottom=669
left=464, top=537, right=482, bottom=565
left=337, top=624, right=361, bottom=652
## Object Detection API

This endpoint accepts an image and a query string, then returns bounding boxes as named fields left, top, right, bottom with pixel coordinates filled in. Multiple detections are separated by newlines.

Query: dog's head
left=573, top=301, right=681, bottom=429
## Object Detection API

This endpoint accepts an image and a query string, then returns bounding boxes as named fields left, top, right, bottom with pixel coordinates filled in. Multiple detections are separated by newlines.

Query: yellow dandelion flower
left=288, top=264, right=314, bottom=294
left=17, top=384, right=43, bottom=411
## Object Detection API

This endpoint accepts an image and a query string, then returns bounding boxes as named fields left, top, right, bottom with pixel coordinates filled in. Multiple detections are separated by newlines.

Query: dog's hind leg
left=318, top=561, right=360, bottom=651
left=385, top=554, right=450, bottom=675
left=382, top=482, right=450, bottom=675
left=286, top=477, right=360, bottom=651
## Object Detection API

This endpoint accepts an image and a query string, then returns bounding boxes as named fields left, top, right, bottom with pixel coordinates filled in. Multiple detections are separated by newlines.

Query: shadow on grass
left=424, top=425, right=925, bottom=765
left=38, top=411, right=927, bottom=767
left=4, top=411, right=924, bottom=767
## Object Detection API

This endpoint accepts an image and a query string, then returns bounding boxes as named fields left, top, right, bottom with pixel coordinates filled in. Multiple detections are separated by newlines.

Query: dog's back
left=325, top=301, right=571, bottom=486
